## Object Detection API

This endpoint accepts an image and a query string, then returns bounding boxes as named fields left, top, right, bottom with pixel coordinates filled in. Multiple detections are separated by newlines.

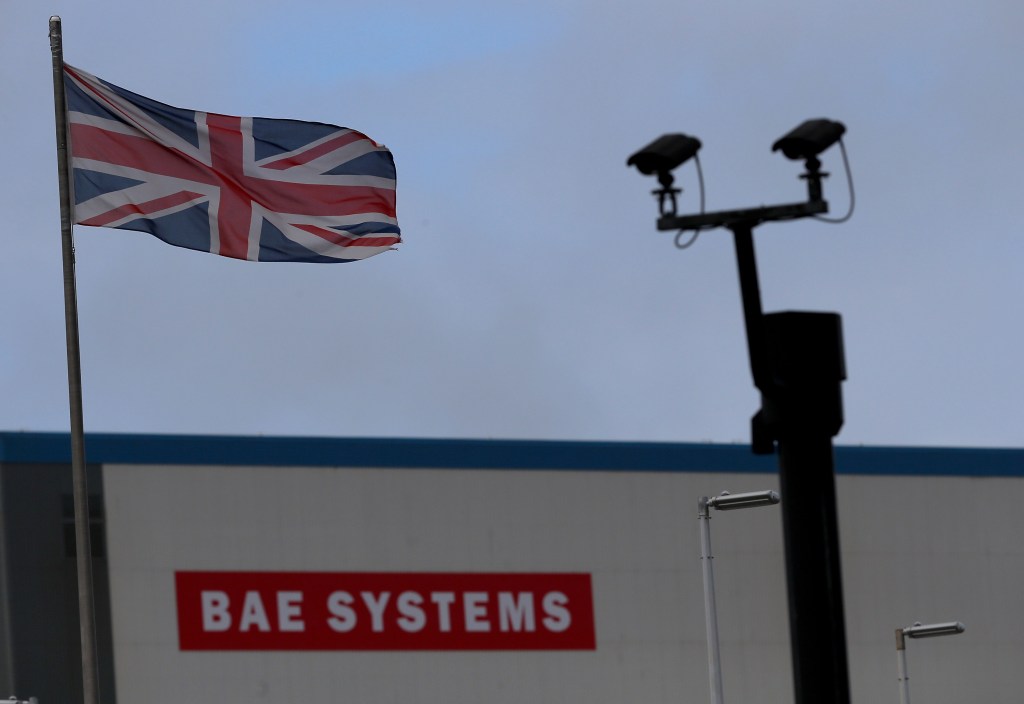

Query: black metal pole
left=777, top=432, right=850, bottom=704
left=732, top=223, right=851, bottom=704
left=731, top=224, right=769, bottom=389
left=759, top=309, right=849, bottom=704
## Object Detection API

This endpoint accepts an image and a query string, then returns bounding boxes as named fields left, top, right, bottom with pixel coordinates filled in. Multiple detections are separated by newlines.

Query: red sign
left=175, top=571, right=595, bottom=651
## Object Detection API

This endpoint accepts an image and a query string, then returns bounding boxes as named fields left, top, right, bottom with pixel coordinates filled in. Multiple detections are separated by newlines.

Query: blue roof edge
left=0, top=431, right=1020, bottom=477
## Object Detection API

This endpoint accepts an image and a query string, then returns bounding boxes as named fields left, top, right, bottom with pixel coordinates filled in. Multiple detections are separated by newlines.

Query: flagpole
left=49, top=16, right=102, bottom=704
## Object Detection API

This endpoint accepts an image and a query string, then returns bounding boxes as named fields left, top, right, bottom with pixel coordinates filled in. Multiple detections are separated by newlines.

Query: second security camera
left=772, top=119, right=846, bottom=160
left=627, top=133, right=702, bottom=175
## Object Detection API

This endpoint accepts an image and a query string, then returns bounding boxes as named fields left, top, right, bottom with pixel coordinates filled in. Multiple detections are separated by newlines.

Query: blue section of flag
left=95, top=75, right=203, bottom=148
left=324, top=152, right=397, bottom=179
left=121, top=203, right=213, bottom=254
left=257, top=220, right=350, bottom=263
left=65, top=77, right=121, bottom=122
left=334, top=221, right=401, bottom=236
left=73, top=169, right=144, bottom=203
left=251, top=118, right=345, bottom=160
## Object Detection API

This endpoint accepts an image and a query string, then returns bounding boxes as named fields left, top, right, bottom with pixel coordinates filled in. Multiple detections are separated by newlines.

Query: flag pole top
left=49, top=16, right=62, bottom=49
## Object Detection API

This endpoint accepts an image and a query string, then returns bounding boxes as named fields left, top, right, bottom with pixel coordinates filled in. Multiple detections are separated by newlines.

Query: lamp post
left=699, top=489, right=781, bottom=704
left=895, top=621, right=965, bottom=704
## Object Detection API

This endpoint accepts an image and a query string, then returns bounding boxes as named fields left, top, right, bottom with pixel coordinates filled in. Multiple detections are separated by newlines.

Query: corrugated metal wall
left=101, top=463, right=1020, bottom=704
left=2, top=434, right=1020, bottom=704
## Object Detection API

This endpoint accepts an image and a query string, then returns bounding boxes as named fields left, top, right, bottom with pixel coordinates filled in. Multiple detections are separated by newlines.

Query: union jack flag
left=63, top=65, right=400, bottom=263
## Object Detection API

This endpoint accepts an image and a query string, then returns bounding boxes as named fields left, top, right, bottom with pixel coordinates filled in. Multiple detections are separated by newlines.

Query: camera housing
left=771, top=119, right=846, bottom=160
left=627, top=133, right=702, bottom=175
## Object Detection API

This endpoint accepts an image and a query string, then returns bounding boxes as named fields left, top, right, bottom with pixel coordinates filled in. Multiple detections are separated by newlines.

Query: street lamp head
left=627, top=133, right=702, bottom=176
left=771, top=119, right=846, bottom=161
left=707, top=489, right=780, bottom=511
left=903, top=621, right=965, bottom=639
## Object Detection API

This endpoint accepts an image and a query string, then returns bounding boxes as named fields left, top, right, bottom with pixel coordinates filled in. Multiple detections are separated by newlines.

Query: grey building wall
left=0, top=462, right=116, bottom=703
left=1, top=432, right=1022, bottom=703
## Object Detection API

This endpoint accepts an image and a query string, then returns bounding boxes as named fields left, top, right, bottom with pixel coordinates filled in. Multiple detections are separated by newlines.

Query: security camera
left=627, top=133, right=702, bottom=175
left=771, top=119, right=846, bottom=160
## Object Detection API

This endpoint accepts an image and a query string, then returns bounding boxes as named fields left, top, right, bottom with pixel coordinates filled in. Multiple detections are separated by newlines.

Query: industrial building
left=0, top=431, right=1020, bottom=703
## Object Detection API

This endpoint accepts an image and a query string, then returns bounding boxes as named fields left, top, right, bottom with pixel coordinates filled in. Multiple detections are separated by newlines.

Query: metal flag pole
left=48, top=16, right=102, bottom=704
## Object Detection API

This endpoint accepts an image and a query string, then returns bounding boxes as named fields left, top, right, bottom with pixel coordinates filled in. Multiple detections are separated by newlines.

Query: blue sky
left=2, top=0, right=1022, bottom=447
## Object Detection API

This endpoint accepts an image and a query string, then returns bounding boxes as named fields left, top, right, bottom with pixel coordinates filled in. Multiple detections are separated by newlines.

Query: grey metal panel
left=102, top=464, right=786, bottom=704
left=0, top=462, right=116, bottom=704
left=3, top=441, right=1022, bottom=704
left=0, top=461, right=14, bottom=695
left=100, top=462, right=1024, bottom=704
left=838, top=474, right=1022, bottom=704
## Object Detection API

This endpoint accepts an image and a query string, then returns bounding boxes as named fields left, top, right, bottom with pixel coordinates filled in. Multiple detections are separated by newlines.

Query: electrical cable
left=674, top=230, right=700, bottom=249
left=813, top=138, right=855, bottom=224
left=674, top=154, right=707, bottom=249
left=695, top=153, right=706, bottom=215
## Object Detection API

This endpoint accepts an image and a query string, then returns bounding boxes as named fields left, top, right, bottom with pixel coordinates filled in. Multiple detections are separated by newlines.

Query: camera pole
left=656, top=180, right=850, bottom=704
left=731, top=220, right=849, bottom=704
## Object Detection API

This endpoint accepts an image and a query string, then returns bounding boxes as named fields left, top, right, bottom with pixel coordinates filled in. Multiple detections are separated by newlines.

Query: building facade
left=0, top=432, right=1021, bottom=703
